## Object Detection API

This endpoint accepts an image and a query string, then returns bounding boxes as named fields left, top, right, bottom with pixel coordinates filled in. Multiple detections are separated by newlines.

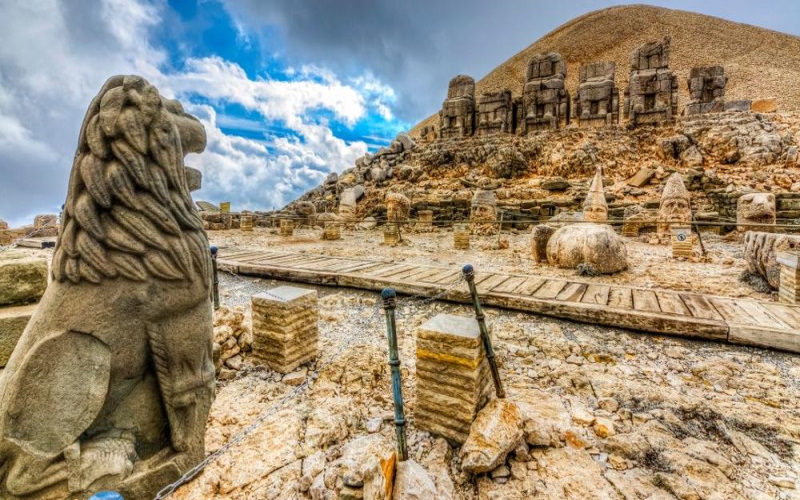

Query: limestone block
left=280, top=219, right=295, bottom=237
left=383, top=224, right=400, bottom=245
left=0, top=303, right=36, bottom=367
left=627, top=167, right=654, bottom=187
left=416, top=210, right=433, bottom=232
left=460, top=399, right=524, bottom=473
left=392, top=460, right=437, bottom=500
left=415, top=314, right=491, bottom=444
left=751, top=98, right=777, bottom=113
left=185, top=166, right=202, bottom=191
left=0, top=254, right=48, bottom=306
left=322, top=223, right=341, bottom=241
left=737, top=192, right=776, bottom=232
left=252, top=287, right=319, bottom=373
left=744, top=232, right=800, bottom=289
left=671, top=226, right=693, bottom=259
left=453, top=224, right=470, bottom=250
left=240, top=214, right=253, bottom=232
left=531, top=225, right=555, bottom=262
left=220, top=201, right=231, bottom=213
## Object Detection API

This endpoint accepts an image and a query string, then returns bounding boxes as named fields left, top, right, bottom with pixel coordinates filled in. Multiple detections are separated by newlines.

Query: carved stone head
left=658, top=173, right=691, bottom=235
left=385, top=192, right=411, bottom=223
left=737, top=192, right=776, bottom=232
left=583, top=168, right=608, bottom=223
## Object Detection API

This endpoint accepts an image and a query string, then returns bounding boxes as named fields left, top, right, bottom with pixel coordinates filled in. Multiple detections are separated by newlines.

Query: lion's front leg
left=147, top=299, right=215, bottom=462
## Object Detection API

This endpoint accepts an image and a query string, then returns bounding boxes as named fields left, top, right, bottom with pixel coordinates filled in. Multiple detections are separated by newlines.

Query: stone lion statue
left=0, top=75, right=215, bottom=499
left=737, top=192, right=776, bottom=233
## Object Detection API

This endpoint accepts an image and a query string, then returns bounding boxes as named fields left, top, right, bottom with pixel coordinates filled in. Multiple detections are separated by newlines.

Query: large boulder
left=392, top=460, right=437, bottom=500
left=546, top=224, right=628, bottom=274
left=0, top=253, right=48, bottom=306
left=460, top=399, right=524, bottom=474
left=531, top=225, right=556, bottom=263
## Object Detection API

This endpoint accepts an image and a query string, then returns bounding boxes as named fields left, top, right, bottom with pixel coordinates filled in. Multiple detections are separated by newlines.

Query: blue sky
left=0, top=0, right=798, bottom=227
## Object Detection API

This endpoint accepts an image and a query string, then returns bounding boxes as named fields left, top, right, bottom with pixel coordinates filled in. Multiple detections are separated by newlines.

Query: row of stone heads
left=434, top=36, right=736, bottom=138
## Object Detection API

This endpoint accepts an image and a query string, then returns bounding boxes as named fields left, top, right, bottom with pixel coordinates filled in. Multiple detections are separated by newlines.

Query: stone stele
left=737, top=192, right=776, bottom=233
left=0, top=75, right=215, bottom=500
left=658, top=173, right=692, bottom=237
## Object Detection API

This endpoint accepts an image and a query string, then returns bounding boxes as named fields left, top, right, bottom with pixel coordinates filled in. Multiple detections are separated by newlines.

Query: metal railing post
left=462, top=264, right=506, bottom=398
left=382, top=288, right=408, bottom=461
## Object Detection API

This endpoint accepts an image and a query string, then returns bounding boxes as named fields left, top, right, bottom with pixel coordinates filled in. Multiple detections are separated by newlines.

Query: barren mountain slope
left=412, top=4, right=800, bottom=133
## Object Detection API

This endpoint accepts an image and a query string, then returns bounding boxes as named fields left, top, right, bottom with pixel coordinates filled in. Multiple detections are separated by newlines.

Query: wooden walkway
left=218, top=248, right=800, bottom=354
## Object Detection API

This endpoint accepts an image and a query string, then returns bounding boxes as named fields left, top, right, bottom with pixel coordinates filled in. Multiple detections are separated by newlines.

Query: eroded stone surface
left=546, top=224, right=628, bottom=274
left=460, top=399, right=524, bottom=473
left=0, top=254, right=47, bottom=306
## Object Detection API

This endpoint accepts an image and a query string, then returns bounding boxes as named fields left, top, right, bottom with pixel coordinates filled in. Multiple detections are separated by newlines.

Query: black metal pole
left=210, top=245, right=220, bottom=310
left=381, top=288, right=408, bottom=461
left=462, top=264, right=506, bottom=398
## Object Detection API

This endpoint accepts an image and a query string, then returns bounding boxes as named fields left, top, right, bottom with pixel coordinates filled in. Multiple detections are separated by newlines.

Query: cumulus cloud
left=0, top=0, right=398, bottom=227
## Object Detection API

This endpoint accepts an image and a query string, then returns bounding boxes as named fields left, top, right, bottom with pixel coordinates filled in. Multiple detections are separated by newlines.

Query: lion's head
left=52, top=75, right=209, bottom=285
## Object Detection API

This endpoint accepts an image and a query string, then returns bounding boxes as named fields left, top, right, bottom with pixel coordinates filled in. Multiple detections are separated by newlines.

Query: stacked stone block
left=280, top=219, right=294, bottom=237
left=416, top=210, right=434, bottom=231
left=414, top=314, right=492, bottom=444
left=0, top=253, right=48, bottom=367
left=251, top=287, right=319, bottom=373
left=383, top=224, right=400, bottom=245
left=219, top=201, right=231, bottom=214
left=671, top=226, right=693, bottom=258
left=439, top=75, right=476, bottom=139
left=624, top=37, right=678, bottom=126
left=322, top=223, right=341, bottom=240
left=453, top=224, right=470, bottom=250
left=240, top=214, right=253, bottom=232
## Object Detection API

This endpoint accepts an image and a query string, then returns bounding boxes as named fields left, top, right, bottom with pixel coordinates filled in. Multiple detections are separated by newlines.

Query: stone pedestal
left=220, top=201, right=231, bottom=214
left=322, top=223, right=341, bottom=241
left=416, top=210, right=434, bottom=231
left=0, top=254, right=48, bottom=306
left=280, top=219, right=294, bottom=237
left=777, top=251, right=800, bottom=305
left=384, top=224, right=400, bottom=245
left=251, top=287, right=319, bottom=373
left=454, top=224, right=470, bottom=250
left=414, top=314, right=492, bottom=444
left=671, top=226, right=693, bottom=258
left=240, top=214, right=253, bottom=232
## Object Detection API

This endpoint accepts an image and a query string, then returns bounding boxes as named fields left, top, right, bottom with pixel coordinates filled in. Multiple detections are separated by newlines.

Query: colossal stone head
left=737, top=192, right=776, bottom=233
left=583, top=168, right=608, bottom=223
left=385, top=192, right=411, bottom=223
left=658, top=173, right=691, bottom=235
left=470, top=190, right=498, bottom=235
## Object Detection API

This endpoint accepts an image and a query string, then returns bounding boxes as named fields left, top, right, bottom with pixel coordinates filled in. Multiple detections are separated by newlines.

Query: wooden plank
left=473, top=272, right=497, bottom=287
left=418, top=268, right=457, bottom=284
left=404, top=267, right=448, bottom=283
left=734, top=300, right=790, bottom=329
left=556, top=283, right=587, bottom=302
left=513, top=277, right=547, bottom=296
left=492, top=276, right=527, bottom=294
left=607, top=288, right=633, bottom=309
left=376, top=265, right=419, bottom=279
left=655, top=291, right=690, bottom=316
left=708, top=298, right=753, bottom=325
left=632, top=289, right=661, bottom=313
left=430, top=271, right=461, bottom=285
left=761, top=303, right=800, bottom=329
left=385, top=266, right=428, bottom=281
left=680, top=294, right=724, bottom=321
left=366, top=263, right=407, bottom=277
left=336, top=262, right=384, bottom=274
left=581, top=284, right=610, bottom=305
left=728, top=325, right=800, bottom=353
left=533, top=280, right=568, bottom=300
left=477, top=274, right=511, bottom=294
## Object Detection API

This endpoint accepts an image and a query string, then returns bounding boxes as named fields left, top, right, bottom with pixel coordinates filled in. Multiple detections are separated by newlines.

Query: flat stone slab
left=0, top=303, right=36, bottom=367
left=419, top=314, right=481, bottom=340
left=253, top=286, right=317, bottom=304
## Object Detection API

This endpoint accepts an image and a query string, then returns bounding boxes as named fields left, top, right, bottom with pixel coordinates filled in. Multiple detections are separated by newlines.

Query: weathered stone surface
left=460, top=399, right=524, bottom=473
left=0, top=254, right=48, bottom=306
left=295, top=201, right=317, bottom=228
left=439, top=75, right=476, bottom=139
left=515, top=391, right=570, bottom=447
left=737, top=192, right=776, bottom=232
left=627, top=167, right=654, bottom=187
left=685, top=66, right=727, bottom=115
left=744, top=231, right=800, bottom=289
left=0, top=74, right=214, bottom=500
left=385, top=192, right=411, bottom=224
left=531, top=224, right=556, bottom=262
left=547, top=224, right=628, bottom=274
left=541, top=177, right=570, bottom=191
left=185, top=166, right=202, bottom=191
left=196, top=200, right=219, bottom=212
left=624, top=36, right=678, bottom=126
left=251, top=286, right=319, bottom=373
left=0, top=303, right=36, bottom=368
left=573, top=61, right=619, bottom=127
left=751, top=98, right=777, bottom=113
left=477, top=90, right=514, bottom=136
left=521, top=52, right=570, bottom=132
left=471, top=190, right=498, bottom=235
left=392, top=460, right=437, bottom=500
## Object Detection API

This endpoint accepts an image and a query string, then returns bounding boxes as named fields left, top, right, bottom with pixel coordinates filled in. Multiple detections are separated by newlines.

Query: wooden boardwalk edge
left=218, top=255, right=800, bottom=354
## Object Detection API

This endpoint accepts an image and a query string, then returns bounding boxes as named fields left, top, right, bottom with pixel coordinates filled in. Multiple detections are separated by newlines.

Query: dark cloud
left=223, top=0, right=800, bottom=123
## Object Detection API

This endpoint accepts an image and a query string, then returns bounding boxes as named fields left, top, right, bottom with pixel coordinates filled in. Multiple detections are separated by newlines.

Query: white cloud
left=0, top=0, right=396, bottom=228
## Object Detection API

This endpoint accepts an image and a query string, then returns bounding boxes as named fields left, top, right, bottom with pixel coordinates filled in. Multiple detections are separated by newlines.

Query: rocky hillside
left=413, top=4, right=800, bottom=134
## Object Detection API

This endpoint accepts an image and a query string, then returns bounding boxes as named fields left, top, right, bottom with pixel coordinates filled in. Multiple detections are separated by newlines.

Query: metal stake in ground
left=381, top=288, right=408, bottom=461
left=210, top=245, right=220, bottom=310
left=462, top=264, right=506, bottom=398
